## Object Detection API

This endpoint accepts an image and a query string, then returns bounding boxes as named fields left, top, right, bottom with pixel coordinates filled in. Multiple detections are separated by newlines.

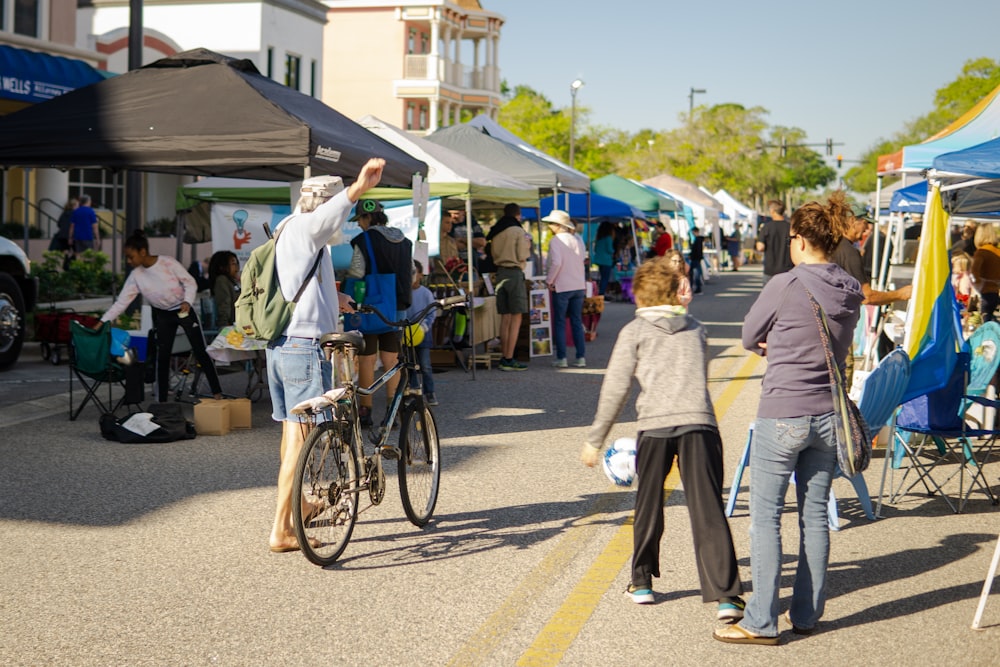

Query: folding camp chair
left=885, top=346, right=1000, bottom=513
left=725, top=348, right=910, bottom=530
left=68, top=320, right=130, bottom=421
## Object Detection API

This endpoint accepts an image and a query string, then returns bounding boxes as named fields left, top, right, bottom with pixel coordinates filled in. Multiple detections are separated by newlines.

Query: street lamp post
left=569, top=79, right=584, bottom=168
left=688, top=86, right=706, bottom=121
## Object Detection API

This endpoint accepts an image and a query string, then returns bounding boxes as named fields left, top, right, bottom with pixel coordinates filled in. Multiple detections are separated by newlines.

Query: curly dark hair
left=790, top=191, right=851, bottom=257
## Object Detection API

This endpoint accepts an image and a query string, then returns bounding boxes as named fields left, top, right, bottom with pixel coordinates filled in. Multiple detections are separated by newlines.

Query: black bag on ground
left=99, top=402, right=197, bottom=443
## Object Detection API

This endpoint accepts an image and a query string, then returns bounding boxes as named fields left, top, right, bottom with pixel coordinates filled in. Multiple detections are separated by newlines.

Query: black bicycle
left=289, top=294, right=467, bottom=566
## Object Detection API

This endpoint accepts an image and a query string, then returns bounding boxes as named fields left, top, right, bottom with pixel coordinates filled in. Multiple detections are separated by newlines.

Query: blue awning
left=890, top=180, right=928, bottom=213
left=0, top=45, right=107, bottom=104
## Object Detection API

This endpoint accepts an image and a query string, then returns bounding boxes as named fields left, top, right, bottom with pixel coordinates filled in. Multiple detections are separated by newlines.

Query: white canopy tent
left=713, top=188, right=758, bottom=235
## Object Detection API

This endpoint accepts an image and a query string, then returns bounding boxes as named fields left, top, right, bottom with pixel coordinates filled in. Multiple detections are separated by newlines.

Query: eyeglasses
left=788, top=233, right=801, bottom=246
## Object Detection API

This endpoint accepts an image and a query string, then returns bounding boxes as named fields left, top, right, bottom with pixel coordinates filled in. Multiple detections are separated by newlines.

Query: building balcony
left=402, top=54, right=499, bottom=95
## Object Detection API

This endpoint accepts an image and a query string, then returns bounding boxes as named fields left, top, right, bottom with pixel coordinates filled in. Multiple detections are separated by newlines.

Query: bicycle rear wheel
left=398, top=402, right=441, bottom=526
left=293, top=418, right=359, bottom=566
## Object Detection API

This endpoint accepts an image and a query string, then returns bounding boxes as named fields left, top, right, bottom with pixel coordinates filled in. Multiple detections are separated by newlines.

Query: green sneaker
left=499, top=358, right=527, bottom=371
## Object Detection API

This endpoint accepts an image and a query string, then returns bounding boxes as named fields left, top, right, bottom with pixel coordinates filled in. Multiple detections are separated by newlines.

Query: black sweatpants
left=631, top=429, right=742, bottom=602
left=151, top=306, right=222, bottom=403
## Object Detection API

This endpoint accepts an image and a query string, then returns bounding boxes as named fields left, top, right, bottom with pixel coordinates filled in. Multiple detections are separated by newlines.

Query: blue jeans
left=741, top=413, right=837, bottom=637
left=407, top=341, right=434, bottom=394
left=597, top=264, right=613, bottom=296
left=552, top=289, right=585, bottom=361
left=690, top=260, right=703, bottom=293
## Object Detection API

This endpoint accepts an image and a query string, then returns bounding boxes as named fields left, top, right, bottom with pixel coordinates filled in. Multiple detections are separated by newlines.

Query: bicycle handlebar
left=352, top=293, right=469, bottom=329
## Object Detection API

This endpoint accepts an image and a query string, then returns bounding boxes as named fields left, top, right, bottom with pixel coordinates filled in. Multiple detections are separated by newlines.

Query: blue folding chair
left=883, top=341, right=1000, bottom=513
left=726, top=348, right=910, bottom=530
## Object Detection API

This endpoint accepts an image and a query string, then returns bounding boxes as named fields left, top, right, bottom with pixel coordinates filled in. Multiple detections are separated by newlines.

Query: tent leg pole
left=465, top=199, right=475, bottom=380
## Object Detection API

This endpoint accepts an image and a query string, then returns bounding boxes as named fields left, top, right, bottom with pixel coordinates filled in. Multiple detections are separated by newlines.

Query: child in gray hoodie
left=581, top=257, right=744, bottom=618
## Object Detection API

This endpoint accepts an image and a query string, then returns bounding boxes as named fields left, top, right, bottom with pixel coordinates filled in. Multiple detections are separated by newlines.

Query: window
left=420, top=32, right=429, bottom=54
left=14, top=0, right=38, bottom=37
left=408, top=29, right=416, bottom=55
left=266, top=47, right=273, bottom=78
left=68, top=169, right=124, bottom=211
left=310, top=60, right=316, bottom=97
left=419, top=105, right=427, bottom=131
left=285, top=53, right=301, bottom=90
left=406, top=103, right=415, bottom=131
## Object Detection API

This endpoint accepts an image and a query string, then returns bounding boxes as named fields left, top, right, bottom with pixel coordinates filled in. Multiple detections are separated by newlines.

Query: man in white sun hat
left=266, top=158, right=385, bottom=554
left=543, top=209, right=588, bottom=368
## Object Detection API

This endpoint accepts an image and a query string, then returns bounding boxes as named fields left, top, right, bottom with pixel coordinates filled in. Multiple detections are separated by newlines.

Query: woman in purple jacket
left=714, top=193, right=863, bottom=645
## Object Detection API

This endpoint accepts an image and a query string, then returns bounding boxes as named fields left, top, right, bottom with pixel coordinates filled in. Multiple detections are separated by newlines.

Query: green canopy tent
left=591, top=175, right=679, bottom=262
left=591, top=174, right=679, bottom=215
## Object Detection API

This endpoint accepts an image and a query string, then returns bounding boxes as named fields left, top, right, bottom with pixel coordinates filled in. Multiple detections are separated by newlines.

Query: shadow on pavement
left=320, top=491, right=636, bottom=571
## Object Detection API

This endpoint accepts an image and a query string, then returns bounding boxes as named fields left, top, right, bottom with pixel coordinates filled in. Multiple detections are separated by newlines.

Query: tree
left=844, top=57, right=1000, bottom=192
left=493, top=89, right=834, bottom=205
left=497, top=85, right=614, bottom=176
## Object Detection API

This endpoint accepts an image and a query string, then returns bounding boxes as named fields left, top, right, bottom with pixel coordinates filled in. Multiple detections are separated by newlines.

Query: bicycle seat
left=290, top=387, right=349, bottom=416
left=320, top=331, right=365, bottom=354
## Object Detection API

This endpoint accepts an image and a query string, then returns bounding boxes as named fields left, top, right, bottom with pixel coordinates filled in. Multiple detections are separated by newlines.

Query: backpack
left=234, top=223, right=323, bottom=341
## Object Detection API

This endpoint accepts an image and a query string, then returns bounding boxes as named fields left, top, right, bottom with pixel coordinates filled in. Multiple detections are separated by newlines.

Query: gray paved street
left=2, top=265, right=999, bottom=666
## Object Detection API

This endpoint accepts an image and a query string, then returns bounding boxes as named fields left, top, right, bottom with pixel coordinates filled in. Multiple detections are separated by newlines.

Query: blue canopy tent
left=933, top=137, right=1000, bottom=217
left=521, top=192, right=647, bottom=221
left=890, top=180, right=928, bottom=213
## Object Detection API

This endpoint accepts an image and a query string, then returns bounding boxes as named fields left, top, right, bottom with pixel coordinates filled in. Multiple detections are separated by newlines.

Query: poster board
left=529, top=288, right=552, bottom=357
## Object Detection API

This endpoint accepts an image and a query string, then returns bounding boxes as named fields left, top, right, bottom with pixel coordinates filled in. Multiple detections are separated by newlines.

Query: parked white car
left=0, top=236, right=37, bottom=369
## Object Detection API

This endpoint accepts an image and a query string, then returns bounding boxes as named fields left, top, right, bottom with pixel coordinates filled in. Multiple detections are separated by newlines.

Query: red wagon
left=34, top=310, right=100, bottom=365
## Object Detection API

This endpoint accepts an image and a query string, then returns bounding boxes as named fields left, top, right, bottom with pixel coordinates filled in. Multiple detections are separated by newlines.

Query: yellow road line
left=514, top=351, right=763, bottom=666
left=444, top=491, right=628, bottom=667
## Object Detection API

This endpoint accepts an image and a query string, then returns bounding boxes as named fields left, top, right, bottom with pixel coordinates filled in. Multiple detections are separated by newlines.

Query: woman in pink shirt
left=543, top=210, right=588, bottom=368
left=99, top=230, right=223, bottom=402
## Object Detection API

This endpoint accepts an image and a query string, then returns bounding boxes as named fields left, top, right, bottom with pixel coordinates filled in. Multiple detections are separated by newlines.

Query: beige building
left=322, top=0, right=504, bottom=133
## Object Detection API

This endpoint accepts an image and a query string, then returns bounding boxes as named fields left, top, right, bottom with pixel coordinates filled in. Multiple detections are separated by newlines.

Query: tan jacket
left=491, top=224, right=530, bottom=269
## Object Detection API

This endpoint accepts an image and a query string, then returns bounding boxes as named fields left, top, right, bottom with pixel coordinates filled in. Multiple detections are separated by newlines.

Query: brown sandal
left=713, top=624, right=779, bottom=646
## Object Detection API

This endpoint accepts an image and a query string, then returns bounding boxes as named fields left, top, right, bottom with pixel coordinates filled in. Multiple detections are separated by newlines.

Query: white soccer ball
left=602, top=437, right=637, bottom=487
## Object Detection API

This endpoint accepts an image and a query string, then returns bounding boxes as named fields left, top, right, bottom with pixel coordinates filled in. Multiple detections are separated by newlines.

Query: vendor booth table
left=205, top=326, right=268, bottom=401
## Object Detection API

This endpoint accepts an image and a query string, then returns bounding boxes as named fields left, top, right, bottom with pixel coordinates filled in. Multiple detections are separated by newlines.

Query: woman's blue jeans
left=741, top=413, right=837, bottom=637
left=552, top=289, right=585, bottom=361
left=597, top=264, right=613, bottom=296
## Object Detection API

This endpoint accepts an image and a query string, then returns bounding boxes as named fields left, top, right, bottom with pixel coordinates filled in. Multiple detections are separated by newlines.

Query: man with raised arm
left=266, top=158, right=384, bottom=553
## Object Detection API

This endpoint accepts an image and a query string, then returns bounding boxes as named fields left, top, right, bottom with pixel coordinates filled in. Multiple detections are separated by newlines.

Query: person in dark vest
left=346, top=199, right=413, bottom=426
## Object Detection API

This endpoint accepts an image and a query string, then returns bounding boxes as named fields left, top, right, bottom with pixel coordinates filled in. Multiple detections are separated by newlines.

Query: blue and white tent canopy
left=890, top=180, right=928, bottom=213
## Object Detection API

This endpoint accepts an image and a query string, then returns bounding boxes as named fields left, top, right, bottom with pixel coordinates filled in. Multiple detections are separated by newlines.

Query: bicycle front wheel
left=293, top=419, right=359, bottom=566
left=398, top=402, right=441, bottom=526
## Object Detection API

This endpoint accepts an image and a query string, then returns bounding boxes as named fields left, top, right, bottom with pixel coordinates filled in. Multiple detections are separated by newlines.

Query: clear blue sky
left=493, top=0, right=1000, bottom=167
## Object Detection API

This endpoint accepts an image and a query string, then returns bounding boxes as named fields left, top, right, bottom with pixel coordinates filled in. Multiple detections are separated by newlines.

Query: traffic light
left=826, top=138, right=833, bottom=156
left=837, top=154, right=843, bottom=168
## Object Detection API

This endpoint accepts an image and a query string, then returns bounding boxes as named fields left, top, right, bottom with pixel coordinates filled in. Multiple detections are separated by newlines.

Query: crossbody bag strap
left=797, top=279, right=845, bottom=390
left=275, top=222, right=324, bottom=304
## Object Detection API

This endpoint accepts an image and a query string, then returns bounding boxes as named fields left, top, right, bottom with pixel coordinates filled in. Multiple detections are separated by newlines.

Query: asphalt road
left=1, top=264, right=998, bottom=666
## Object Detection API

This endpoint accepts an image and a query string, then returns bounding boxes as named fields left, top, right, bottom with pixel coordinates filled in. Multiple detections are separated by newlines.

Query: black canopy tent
left=0, top=48, right=427, bottom=273
left=0, top=48, right=427, bottom=185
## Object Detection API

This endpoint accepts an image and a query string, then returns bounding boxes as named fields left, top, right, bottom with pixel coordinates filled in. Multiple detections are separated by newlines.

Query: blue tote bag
left=343, top=231, right=397, bottom=335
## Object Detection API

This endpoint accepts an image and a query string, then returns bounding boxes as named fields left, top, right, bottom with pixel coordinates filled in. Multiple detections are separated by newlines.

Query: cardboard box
left=430, top=349, right=457, bottom=368
left=228, top=398, right=252, bottom=429
left=194, top=399, right=230, bottom=436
